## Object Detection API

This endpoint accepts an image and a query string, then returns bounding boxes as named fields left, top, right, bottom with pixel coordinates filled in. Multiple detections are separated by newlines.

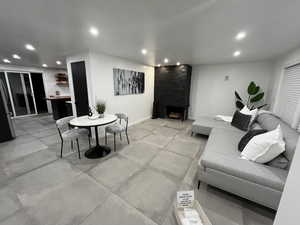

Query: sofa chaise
left=193, top=113, right=299, bottom=210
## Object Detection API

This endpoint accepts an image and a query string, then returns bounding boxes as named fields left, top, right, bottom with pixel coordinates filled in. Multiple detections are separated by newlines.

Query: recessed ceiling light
left=12, top=54, right=21, bottom=60
left=42, top=64, right=48, bottom=68
left=157, top=64, right=161, bottom=67
left=164, top=58, right=169, bottom=63
left=233, top=51, right=241, bottom=57
left=176, top=62, right=181, bottom=66
left=3, top=59, right=11, bottom=64
left=89, top=26, right=99, bottom=37
left=141, top=49, right=148, bottom=55
left=235, top=31, right=246, bottom=41
left=56, top=60, right=62, bottom=65
left=25, top=44, right=36, bottom=51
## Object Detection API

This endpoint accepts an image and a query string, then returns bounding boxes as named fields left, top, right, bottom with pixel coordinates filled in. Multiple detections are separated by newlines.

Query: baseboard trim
left=128, top=116, right=152, bottom=127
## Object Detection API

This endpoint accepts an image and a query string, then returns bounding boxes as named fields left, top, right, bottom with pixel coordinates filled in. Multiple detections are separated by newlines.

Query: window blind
left=277, top=63, right=300, bottom=128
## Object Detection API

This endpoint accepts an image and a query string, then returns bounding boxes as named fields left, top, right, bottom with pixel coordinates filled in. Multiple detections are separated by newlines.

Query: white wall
left=189, top=61, right=274, bottom=119
left=66, top=52, right=155, bottom=126
left=0, top=64, right=69, bottom=113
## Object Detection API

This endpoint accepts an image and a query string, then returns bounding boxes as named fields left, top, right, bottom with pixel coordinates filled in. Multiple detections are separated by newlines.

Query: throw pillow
left=241, top=125, right=286, bottom=163
left=231, top=110, right=252, bottom=131
left=267, top=154, right=289, bottom=170
left=250, top=122, right=263, bottom=130
left=240, top=106, right=258, bottom=124
left=238, top=129, right=268, bottom=152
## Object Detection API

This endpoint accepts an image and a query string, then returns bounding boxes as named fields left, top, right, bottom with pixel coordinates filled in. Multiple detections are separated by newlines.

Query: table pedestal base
left=84, top=145, right=111, bottom=159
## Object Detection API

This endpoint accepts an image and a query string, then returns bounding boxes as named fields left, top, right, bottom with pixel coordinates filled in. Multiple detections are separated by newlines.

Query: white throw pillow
left=241, top=125, right=285, bottom=163
left=240, top=106, right=258, bottom=124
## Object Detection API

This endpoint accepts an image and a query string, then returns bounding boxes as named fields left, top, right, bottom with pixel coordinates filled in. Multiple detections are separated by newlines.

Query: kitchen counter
left=46, top=96, right=71, bottom=100
left=46, top=96, right=72, bottom=120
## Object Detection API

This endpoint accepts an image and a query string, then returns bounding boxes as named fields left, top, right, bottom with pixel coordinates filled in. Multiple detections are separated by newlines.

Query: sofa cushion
left=201, top=127, right=245, bottom=156
left=200, top=128, right=288, bottom=191
left=192, top=116, right=239, bottom=135
left=256, top=113, right=299, bottom=161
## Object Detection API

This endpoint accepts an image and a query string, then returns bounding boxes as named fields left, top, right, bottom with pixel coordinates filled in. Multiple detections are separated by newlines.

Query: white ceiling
left=1, top=0, right=300, bottom=69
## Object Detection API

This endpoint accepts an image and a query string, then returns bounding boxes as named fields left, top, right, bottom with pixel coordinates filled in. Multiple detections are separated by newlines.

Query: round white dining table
left=69, top=114, right=117, bottom=159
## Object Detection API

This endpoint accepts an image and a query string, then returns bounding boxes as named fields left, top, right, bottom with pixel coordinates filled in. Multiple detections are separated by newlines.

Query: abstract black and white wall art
left=113, top=68, right=145, bottom=96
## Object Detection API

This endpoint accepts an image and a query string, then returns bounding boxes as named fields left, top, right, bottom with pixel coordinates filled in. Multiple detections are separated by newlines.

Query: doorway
left=71, top=61, right=89, bottom=116
left=0, top=72, right=13, bottom=115
left=31, top=73, right=48, bottom=114
left=1, top=71, right=47, bottom=117
left=6, top=72, right=36, bottom=116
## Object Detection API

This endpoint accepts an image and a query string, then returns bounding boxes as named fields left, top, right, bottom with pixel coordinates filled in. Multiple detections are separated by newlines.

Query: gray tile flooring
left=0, top=114, right=275, bottom=225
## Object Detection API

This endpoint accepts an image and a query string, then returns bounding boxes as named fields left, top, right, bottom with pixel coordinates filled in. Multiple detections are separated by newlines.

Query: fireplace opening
left=166, top=106, right=186, bottom=121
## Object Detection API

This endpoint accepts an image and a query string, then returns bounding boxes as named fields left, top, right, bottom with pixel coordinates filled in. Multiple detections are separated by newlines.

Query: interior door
left=31, top=73, right=48, bottom=113
left=71, top=61, right=89, bottom=116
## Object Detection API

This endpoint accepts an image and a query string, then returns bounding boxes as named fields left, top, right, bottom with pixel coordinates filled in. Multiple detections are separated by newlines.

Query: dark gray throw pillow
left=267, top=154, right=289, bottom=170
left=238, top=129, right=268, bottom=152
left=231, top=110, right=252, bottom=131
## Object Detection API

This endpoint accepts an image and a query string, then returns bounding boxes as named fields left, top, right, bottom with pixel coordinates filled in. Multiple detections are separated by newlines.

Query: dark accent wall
left=152, top=65, right=192, bottom=119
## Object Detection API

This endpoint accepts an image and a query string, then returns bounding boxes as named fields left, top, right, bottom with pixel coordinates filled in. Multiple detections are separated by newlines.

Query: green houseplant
left=235, top=81, right=267, bottom=110
left=95, top=101, right=106, bottom=118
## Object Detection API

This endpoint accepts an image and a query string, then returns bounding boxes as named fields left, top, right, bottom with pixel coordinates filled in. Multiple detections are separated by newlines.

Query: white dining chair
left=105, top=113, right=130, bottom=151
left=56, top=116, right=90, bottom=159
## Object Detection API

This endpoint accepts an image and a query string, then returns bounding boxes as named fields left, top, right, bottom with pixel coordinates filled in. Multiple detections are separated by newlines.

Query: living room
left=0, top=0, right=299, bottom=225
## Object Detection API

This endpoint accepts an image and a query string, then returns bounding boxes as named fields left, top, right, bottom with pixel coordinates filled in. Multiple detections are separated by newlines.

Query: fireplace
left=166, top=106, right=187, bottom=121
left=152, top=65, right=192, bottom=121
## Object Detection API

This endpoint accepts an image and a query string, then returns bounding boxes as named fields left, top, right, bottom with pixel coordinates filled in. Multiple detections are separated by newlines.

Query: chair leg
left=125, top=131, right=130, bottom=144
left=60, top=141, right=64, bottom=158
left=88, top=136, right=91, bottom=149
left=76, top=138, right=81, bottom=159
left=105, top=131, right=107, bottom=145
left=71, top=140, right=73, bottom=150
left=114, top=133, right=116, bottom=152
left=197, top=180, right=201, bottom=189
left=120, top=133, right=122, bottom=141
left=191, top=132, right=194, bottom=137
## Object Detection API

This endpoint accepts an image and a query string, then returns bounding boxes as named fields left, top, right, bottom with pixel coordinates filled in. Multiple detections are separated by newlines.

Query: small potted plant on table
left=95, top=101, right=106, bottom=118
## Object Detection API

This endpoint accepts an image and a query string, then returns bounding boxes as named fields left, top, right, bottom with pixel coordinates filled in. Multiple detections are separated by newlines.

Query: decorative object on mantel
left=55, top=73, right=69, bottom=86
left=113, top=68, right=145, bottom=96
left=235, top=81, right=267, bottom=110
left=95, top=100, right=106, bottom=118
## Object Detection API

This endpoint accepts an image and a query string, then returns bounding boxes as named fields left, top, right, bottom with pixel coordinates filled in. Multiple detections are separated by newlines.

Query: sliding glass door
left=6, top=72, right=37, bottom=117
left=0, top=72, right=13, bottom=115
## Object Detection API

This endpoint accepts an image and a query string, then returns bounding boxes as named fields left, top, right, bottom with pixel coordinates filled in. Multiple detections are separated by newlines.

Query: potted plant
left=235, top=81, right=267, bottom=110
left=95, top=101, right=106, bottom=118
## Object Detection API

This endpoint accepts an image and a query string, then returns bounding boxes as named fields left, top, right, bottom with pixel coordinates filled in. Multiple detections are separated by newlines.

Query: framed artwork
left=113, top=68, right=145, bottom=95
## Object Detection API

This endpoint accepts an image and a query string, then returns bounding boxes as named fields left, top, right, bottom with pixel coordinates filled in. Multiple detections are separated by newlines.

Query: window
left=277, top=63, right=300, bottom=128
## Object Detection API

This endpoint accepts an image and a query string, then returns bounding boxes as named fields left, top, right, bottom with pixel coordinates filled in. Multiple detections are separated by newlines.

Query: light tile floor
left=0, top=114, right=275, bottom=225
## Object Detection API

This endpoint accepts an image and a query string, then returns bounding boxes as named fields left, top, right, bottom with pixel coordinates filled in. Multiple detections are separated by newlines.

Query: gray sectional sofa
left=192, top=113, right=299, bottom=210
